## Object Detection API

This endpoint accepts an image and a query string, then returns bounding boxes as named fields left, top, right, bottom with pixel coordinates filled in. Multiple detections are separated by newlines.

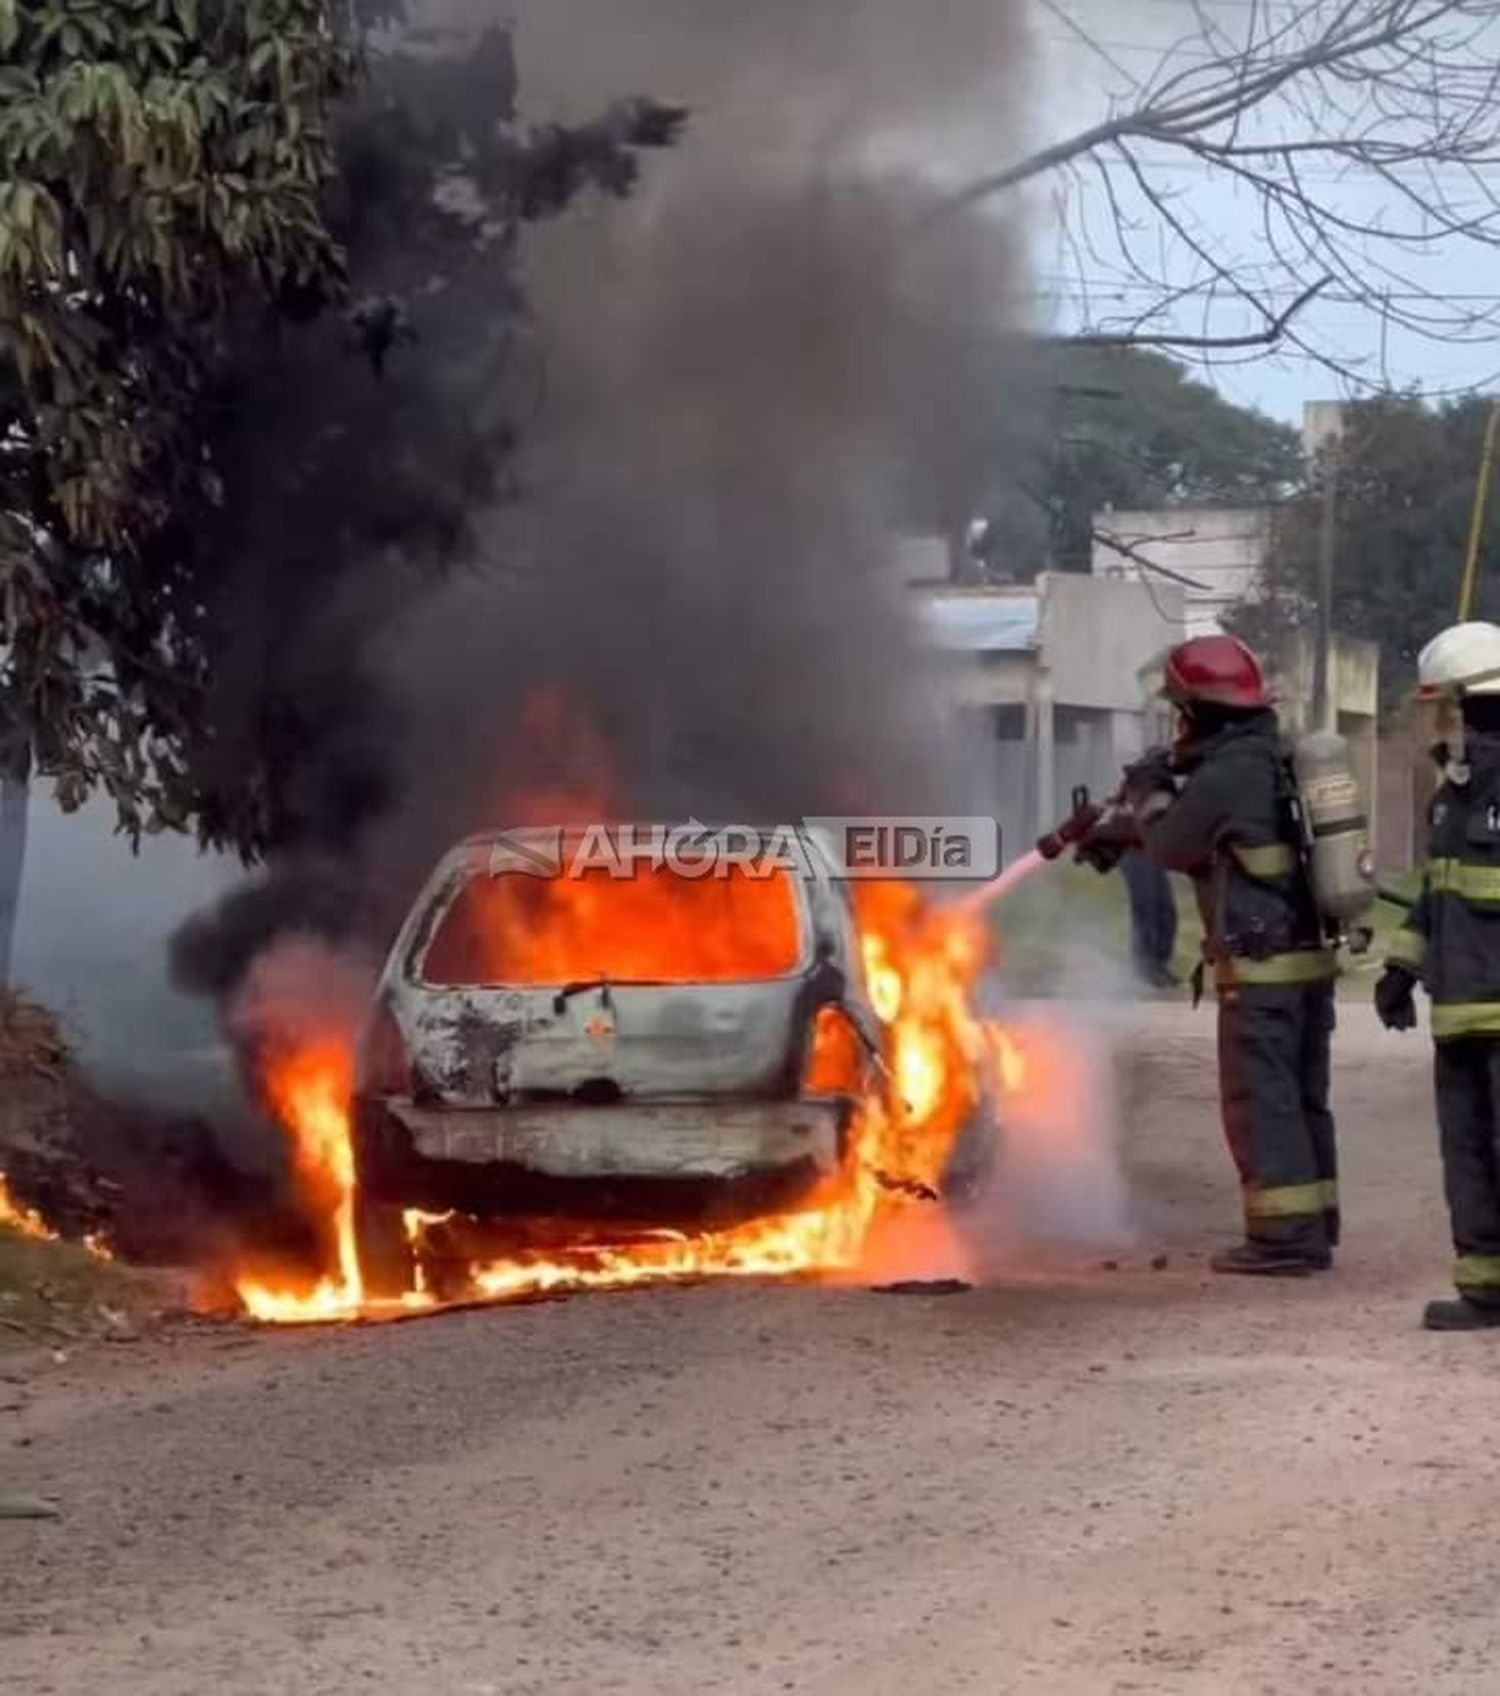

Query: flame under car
left=351, top=827, right=886, bottom=1296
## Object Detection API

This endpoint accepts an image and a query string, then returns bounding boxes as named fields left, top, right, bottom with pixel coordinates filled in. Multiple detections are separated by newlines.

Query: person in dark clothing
left=1122, top=635, right=1340, bottom=1276
left=1119, top=847, right=1179, bottom=989
left=1376, top=620, right=1500, bottom=1331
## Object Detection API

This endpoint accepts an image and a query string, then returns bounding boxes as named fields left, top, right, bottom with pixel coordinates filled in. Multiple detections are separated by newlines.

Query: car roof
left=456, top=821, right=809, bottom=844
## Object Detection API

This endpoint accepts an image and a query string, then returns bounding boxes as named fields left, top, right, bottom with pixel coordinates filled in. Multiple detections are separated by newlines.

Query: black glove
left=1076, top=837, right=1126, bottom=875
left=1121, top=747, right=1178, bottom=812
left=1073, top=804, right=1139, bottom=874
left=1374, top=964, right=1419, bottom=1032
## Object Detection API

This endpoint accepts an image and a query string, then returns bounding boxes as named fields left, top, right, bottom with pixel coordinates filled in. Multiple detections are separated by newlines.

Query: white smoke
left=957, top=862, right=1158, bottom=1266
left=981, top=1002, right=1135, bottom=1256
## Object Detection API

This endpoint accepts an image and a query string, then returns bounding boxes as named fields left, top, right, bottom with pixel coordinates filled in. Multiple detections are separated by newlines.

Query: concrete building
left=1087, top=402, right=1350, bottom=643
left=1076, top=398, right=1398, bottom=856
left=915, top=573, right=1187, bottom=854
left=913, top=574, right=1381, bottom=864
left=1090, top=505, right=1275, bottom=637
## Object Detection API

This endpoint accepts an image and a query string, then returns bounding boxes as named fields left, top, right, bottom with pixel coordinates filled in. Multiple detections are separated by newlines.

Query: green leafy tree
left=0, top=2, right=683, bottom=857
left=974, top=345, right=1302, bottom=580
left=0, top=0, right=356, bottom=817
left=1247, top=393, right=1500, bottom=711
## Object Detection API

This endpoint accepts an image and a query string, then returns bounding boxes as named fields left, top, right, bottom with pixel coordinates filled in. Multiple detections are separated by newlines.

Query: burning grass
left=0, top=1173, right=54, bottom=1242
left=0, top=993, right=112, bottom=1249
left=0, top=1190, right=173, bottom=1350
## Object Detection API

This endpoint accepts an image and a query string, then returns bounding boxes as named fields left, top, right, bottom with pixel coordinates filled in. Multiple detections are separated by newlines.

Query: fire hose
left=1033, top=746, right=1175, bottom=873
left=1035, top=785, right=1133, bottom=872
left=1035, top=764, right=1419, bottom=915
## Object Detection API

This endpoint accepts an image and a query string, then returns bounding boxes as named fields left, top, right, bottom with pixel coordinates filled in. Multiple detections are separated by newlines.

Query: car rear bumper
left=352, top=1094, right=856, bottom=1224
left=373, top=1096, right=846, bottom=1180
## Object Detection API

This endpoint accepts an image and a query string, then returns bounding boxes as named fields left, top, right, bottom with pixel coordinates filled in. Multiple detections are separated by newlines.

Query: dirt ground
left=4, top=1001, right=1498, bottom=1695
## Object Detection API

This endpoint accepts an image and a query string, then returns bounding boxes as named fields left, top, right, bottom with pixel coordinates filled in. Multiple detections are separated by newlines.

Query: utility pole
left=1311, top=445, right=1338, bottom=731
left=1304, top=402, right=1344, bottom=732
left=1458, top=401, right=1500, bottom=620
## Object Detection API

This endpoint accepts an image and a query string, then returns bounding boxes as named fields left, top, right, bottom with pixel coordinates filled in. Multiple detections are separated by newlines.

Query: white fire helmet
left=1417, top=621, right=1500, bottom=699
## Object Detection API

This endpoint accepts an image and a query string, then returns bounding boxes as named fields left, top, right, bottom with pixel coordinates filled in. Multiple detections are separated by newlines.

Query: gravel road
left=4, top=1002, right=1498, bottom=1695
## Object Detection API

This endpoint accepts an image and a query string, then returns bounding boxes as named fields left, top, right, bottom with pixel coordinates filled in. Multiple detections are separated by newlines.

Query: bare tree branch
left=945, top=0, right=1500, bottom=376
left=1089, top=525, right=1213, bottom=591
left=1059, top=259, right=1333, bottom=352
left=1016, top=473, right=1216, bottom=588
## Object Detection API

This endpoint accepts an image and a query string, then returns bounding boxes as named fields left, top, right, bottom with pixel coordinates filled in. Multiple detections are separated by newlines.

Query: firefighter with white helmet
left=1379, top=619, right=1500, bottom=1328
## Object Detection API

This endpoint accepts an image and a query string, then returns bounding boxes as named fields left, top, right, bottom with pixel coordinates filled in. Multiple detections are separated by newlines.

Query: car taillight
left=801, top=1004, right=866, bottom=1096
left=359, top=1003, right=409, bottom=1096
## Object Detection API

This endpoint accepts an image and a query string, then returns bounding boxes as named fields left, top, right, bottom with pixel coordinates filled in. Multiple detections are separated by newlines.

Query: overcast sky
left=1029, top=0, right=1500, bottom=424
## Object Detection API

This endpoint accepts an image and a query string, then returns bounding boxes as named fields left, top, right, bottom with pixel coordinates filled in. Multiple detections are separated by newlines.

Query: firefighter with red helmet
left=1124, top=634, right=1340, bottom=1275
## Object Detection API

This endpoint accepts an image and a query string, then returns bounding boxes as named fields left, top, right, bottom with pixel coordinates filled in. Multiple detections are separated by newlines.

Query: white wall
left=1091, top=506, right=1273, bottom=636
left=1039, top=572, right=1186, bottom=710
left=924, top=576, right=1187, bottom=853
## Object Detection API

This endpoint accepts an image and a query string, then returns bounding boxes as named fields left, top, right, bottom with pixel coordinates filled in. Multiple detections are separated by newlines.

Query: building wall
left=923, top=576, right=1391, bottom=873
left=1090, top=505, right=1273, bottom=636
left=1375, top=729, right=1437, bottom=873
left=1273, top=632, right=1380, bottom=727
left=1038, top=571, right=1186, bottom=710
left=889, top=532, right=954, bottom=589
left=920, top=575, right=1188, bottom=853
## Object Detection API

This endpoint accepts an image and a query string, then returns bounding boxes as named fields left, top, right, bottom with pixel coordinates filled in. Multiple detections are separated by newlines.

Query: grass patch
left=0, top=1231, right=175, bottom=1351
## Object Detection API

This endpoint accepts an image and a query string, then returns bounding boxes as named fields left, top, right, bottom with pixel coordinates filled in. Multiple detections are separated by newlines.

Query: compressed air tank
left=1292, top=730, right=1377, bottom=926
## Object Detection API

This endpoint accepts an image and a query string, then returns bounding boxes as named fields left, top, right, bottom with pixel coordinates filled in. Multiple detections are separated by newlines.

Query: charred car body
left=352, top=824, right=886, bottom=1293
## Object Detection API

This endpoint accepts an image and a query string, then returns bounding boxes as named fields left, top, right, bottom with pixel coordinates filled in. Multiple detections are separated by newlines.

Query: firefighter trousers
left=1216, top=981, right=1338, bottom=1254
left=1434, top=1038, right=1500, bottom=1307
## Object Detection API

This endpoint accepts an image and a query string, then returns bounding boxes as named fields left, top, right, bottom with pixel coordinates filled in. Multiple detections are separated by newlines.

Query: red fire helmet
left=1160, top=634, right=1272, bottom=709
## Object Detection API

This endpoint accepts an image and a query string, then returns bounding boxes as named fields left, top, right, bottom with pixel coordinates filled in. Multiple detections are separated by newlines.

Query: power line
left=1033, top=148, right=1500, bottom=186
left=1037, top=31, right=1225, bottom=61
left=1063, top=0, right=1352, bottom=12
left=1032, top=280, right=1500, bottom=305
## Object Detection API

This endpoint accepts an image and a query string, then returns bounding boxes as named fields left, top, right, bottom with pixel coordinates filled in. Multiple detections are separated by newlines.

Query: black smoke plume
left=175, top=0, right=1033, bottom=995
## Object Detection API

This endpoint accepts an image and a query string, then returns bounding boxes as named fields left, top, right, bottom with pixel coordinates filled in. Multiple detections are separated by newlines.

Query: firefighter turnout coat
left=1389, top=732, right=1500, bottom=1304
left=1139, top=710, right=1340, bottom=1254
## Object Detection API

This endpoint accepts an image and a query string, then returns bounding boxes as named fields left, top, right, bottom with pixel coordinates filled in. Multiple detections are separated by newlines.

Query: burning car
left=351, top=825, right=888, bottom=1295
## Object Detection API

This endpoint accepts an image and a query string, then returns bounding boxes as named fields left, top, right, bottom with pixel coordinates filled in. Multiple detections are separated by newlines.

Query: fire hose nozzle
left=1036, top=785, right=1104, bottom=861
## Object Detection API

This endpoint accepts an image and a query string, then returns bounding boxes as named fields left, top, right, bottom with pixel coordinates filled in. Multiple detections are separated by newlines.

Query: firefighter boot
left=1422, top=1297, right=1500, bottom=1331
left=1210, top=1242, right=1333, bottom=1277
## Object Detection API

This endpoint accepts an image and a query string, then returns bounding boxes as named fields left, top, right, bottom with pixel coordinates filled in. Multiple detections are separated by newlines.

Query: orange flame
left=426, top=852, right=804, bottom=987
left=0, top=1172, right=56, bottom=1242
left=233, top=879, right=1001, bottom=1324
left=234, top=1040, right=373, bottom=1323
left=0, top=1172, right=110, bottom=1260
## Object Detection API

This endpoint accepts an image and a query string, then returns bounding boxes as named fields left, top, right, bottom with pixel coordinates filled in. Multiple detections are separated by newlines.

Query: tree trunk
left=0, top=769, right=29, bottom=988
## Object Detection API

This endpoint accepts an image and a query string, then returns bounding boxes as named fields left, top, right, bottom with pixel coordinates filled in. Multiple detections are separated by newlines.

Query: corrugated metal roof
left=918, top=594, right=1039, bottom=653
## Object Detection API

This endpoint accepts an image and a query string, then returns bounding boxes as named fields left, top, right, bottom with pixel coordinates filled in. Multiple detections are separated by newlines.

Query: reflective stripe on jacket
left=1388, top=737, right=1500, bottom=1043
left=1215, top=948, right=1339, bottom=991
left=1139, top=712, right=1330, bottom=995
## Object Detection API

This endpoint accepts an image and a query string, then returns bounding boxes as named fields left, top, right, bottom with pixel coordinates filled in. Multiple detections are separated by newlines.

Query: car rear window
left=419, top=862, right=806, bottom=986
